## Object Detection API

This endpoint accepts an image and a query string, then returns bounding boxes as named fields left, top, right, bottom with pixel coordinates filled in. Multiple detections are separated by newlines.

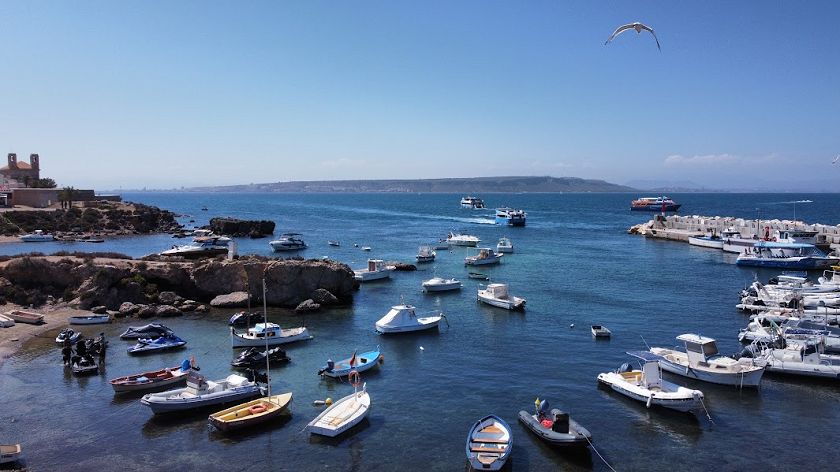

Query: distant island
left=184, top=176, right=636, bottom=193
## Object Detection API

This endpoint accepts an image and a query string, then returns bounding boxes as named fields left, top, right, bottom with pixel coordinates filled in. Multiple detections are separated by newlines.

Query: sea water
left=1, top=192, right=839, bottom=471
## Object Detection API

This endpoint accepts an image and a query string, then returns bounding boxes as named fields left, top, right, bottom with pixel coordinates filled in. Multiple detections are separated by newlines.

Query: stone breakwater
left=0, top=255, right=357, bottom=317
left=629, top=214, right=840, bottom=249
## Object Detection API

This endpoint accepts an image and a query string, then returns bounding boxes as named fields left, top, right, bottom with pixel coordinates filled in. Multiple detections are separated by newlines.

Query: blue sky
left=1, top=1, right=838, bottom=190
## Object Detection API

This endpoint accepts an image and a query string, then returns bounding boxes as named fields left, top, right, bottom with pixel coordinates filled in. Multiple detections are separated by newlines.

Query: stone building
left=0, top=153, right=40, bottom=186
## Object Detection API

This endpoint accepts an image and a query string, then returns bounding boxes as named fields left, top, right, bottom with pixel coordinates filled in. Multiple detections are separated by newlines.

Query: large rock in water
left=209, top=217, right=275, bottom=237
left=295, top=299, right=321, bottom=313
left=210, top=291, right=251, bottom=307
left=311, top=288, right=339, bottom=305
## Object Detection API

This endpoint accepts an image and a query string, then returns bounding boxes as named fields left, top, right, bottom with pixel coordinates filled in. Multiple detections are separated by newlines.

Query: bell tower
left=7, top=153, right=17, bottom=169
left=29, top=154, right=39, bottom=170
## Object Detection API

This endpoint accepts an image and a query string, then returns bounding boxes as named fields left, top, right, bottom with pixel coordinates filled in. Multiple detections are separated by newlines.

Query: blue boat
left=630, top=196, right=681, bottom=212
left=466, top=414, right=512, bottom=471
left=736, top=242, right=840, bottom=270
left=128, top=335, right=187, bottom=355
left=318, top=348, right=382, bottom=379
left=495, top=208, right=526, bottom=226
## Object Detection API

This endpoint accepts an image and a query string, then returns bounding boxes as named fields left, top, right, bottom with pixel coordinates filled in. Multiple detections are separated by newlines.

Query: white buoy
left=419, top=346, right=425, bottom=351
left=313, top=400, right=326, bottom=406
left=570, top=323, right=575, bottom=328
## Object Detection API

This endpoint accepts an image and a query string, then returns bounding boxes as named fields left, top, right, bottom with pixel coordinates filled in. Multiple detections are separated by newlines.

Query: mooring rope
left=584, top=435, right=617, bottom=472
left=699, top=398, right=714, bottom=424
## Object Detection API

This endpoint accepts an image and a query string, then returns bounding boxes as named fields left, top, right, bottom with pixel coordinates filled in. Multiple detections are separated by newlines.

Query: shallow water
left=1, top=192, right=840, bottom=471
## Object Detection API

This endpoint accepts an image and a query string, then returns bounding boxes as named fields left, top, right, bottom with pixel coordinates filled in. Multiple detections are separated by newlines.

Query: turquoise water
left=1, top=192, right=839, bottom=471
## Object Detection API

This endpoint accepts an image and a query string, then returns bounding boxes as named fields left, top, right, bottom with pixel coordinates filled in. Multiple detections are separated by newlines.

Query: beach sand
left=0, top=304, right=91, bottom=367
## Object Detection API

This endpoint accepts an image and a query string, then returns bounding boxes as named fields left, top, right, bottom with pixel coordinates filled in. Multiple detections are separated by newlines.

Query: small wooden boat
left=307, top=384, right=370, bottom=437
left=466, top=415, right=512, bottom=471
left=0, top=313, right=15, bottom=328
left=0, top=444, right=21, bottom=465
left=208, top=393, right=293, bottom=432
left=4, top=310, right=44, bottom=325
left=69, top=314, right=111, bottom=325
left=72, top=356, right=99, bottom=375
left=56, top=328, right=82, bottom=344
left=591, top=325, right=611, bottom=338
left=319, top=348, right=382, bottom=379
left=128, top=335, right=187, bottom=355
left=468, top=272, right=489, bottom=280
left=110, top=359, right=194, bottom=393
left=518, top=402, right=591, bottom=447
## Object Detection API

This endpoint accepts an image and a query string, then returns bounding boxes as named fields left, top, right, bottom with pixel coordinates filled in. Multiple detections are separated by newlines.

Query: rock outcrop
left=209, top=217, right=275, bottom=238
left=0, top=202, right=181, bottom=237
left=210, top=291, right=250, bottom=308
left=0, top=255, right=356, bottom=312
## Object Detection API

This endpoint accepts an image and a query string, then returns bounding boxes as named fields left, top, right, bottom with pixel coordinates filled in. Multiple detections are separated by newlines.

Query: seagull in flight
left=833, top=154, right=839, bottom=165
left=605, top=22, right=661, bottom=51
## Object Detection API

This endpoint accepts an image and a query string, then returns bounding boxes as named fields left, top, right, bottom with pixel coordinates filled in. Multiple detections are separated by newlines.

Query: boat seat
left=471, top=437, right=509, bottom=444
left=476, top=454, right=500, bottom=465
left=470, top=445, right=506, bottom=453
left=481, top=425, right=503, bottom=433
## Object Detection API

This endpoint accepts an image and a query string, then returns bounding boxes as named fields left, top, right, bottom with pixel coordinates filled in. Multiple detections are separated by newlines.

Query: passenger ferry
left=495, top=208, right=526, bottom=226
left=630, top=196, right=681, bottom=212
left=460, top=196, right=486, bottom=209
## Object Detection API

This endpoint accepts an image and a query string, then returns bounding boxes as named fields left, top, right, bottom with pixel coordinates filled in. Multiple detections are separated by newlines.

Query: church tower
left=30, top=154, right=39, bottom=170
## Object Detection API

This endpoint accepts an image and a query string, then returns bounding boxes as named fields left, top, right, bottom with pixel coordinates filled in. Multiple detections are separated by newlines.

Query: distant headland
left=182, top=176, right=636, bottom=193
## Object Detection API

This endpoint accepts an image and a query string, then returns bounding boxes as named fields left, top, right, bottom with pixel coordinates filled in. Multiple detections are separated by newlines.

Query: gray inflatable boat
left=518, top=408, right=591, bottom=447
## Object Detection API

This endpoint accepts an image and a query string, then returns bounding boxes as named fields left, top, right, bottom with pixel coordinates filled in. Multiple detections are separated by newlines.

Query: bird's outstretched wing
left=833, top=154, right=839, bottom=164
left=604, top=23, right=636, bottom=45
left=638, top=23, right=662, bottom=51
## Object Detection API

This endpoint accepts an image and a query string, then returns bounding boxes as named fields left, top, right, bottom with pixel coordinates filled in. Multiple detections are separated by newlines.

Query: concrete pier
left=629, top=215, right=840, bottom=252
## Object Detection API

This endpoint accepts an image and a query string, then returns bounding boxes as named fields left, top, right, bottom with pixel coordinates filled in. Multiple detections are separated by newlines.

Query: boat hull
left=141, top=387, right=262, bottom=414
left=477, top=294, right=525, bottom=311
left=422, top=282, right=461, bottom=292
left=230, top=327, right=311, bottom=348
left=465, top=257, right=502, bottom=266
left=69, top=315, right=111, bottom=325
left=631, top=204, right=681, bottom=212
left=688, top=237, right=724, bottom=249
left=4, top=310, right=44, bottom=325
left=208, top=393, right=293, bottom=432
left=322, top=351, right=381, bottom=378
left=353, top=270, right=392, bottom=282
left=655, top=357, right=764, bottom=387
left=466, top=415, right=512, bottom=471
left=596, top=373, right=702, bottom=412
left=517, top=410, right=590, bottom=446
left=375, top=317, right=441, bottom=334
left=736, top=257, right=840, bottom=270
left=110, top=367, right=187, bottom=393
left=307, top=390, right=370, bottom=437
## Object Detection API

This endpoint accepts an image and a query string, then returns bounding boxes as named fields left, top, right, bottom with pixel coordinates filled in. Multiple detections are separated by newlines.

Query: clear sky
left=1, top=1, right=838, bottom=190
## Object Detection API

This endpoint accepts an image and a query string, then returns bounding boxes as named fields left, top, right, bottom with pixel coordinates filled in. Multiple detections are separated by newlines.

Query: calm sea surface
left=1, top=192, right=840, bottom=471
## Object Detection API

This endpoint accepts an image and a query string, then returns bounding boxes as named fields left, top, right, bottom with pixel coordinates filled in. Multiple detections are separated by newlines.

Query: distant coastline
left=142, top=176, right=637, bottom=193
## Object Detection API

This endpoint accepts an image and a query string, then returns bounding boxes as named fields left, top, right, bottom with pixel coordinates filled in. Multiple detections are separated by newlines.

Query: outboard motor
left=552, top=411, right=570, bottom=434
left=317, top=359, right=335, bottom=376
left=618, top=362, right=633, bottom=373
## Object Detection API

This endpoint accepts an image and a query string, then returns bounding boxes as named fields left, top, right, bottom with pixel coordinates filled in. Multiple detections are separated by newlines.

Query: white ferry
left=460, top=196, right=486, bottom=209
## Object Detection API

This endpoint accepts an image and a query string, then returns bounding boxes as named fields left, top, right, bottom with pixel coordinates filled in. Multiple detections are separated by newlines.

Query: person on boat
left=75, top=338, right=87, bottom=357
left=61, top=340, right=73, bottom=366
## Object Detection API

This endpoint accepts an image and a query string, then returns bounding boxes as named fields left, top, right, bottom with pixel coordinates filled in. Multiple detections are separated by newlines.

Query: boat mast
left=263, top=277, right=272, bottom=400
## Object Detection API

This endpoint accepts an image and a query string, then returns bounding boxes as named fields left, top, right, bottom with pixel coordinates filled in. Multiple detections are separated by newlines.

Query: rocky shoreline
left=0, top=254, right=357, bottom=319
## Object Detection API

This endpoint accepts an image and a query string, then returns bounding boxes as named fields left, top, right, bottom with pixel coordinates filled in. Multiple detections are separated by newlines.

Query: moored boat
left=597, top=352, right=705, bottom=412
left=466, top=415, right=512, bottom=471
left=231, top=346, right=290, bottom=368
left=650, top=334, right=764, bottom=387
left=446, top=232, right=480, bottom=247
left=422, top=277, right=462, bottom=292
left=318, top=348, right=382, bottom=379
left=736, top=242, right=840, bottom=270
left=71, top=355, right=99, bottom=375
left=120, top=323, right=174, bottom=339
left=591, top=325, right=611, bottom=338
left=477, top=283, right=526, bottom=310
left=208, top=393, right=293, bottom=432
left=230, top=323, right=312, bottom=348
left=496, top=237, right=513, bottom=253
left=269, top=233, right=307, bottom=252
left=353, top=259, right=394, bottom=282
left=465, top=247, right=503, bottom=266
left=415, top=245, right=436, bottom=263
left=468, top=272, right=489, bottom=280
left=128, top=334, right=187, bottom=355
left=0, top=444, right=22, bottom=465
left=307, top=381, right=370, bottom=437
left=69, top=314, right=111, bottom=325
left=4, top=310, right=44, bottom=325
left=375, top=304, right=445, bottom=334
left=110, top=358, right=195, bottom=393
left=56, top=328, right=82, bottom=344
left=688, top=232, right=724, bottom=249
left=19, top=229, right=54, bottom=242
left=159, top=236, right=232, bottom=259
left=518, top=400, right=591, bottom=447
left=141, top=372, right=263, bottom=414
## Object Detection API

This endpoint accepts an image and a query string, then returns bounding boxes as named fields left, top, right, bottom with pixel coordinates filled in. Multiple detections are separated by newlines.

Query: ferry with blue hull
left=630, top=196, right=681, bottom=212
left=736, top=242, right=840, bottom=270
left=495, top=208, right=526, bottom=226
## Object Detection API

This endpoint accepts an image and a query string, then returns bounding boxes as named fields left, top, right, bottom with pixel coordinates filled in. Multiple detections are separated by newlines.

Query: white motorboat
left=721, top=228, right=758, bottom=253
left=0, top=313, right=14, bottom=328
left=477, top=283, right=526, bottom=310
left=766, top=274, right=840, bottom=294
left=353, top=259, right=394, bottom=282
left=649, top=334, right=764, bottom=387
left=736, top=242, right=840, bottom=270
left=466, top=415, right=512, bottom=471
left=446, top=232, right=480, bottom=247
left=19, top=229, right=54, bottom=242
left=597, top=351, right=705, bottom=412
left=465, top=248, right=503, bottom=266
left=160, top=236, right=233, bottom=259
left=140, top=372, right=263, bottom=414
left=496, top=237, right=514, bottom=253
left=69, top=314, right=111, bottom=325
left=591, top=325, right=611, bottom=338
left=415, top=245, right=436, bottom=263
left=231, top=323, right=312, bottom=348
left=56, top=328, right=82, bottom=344
left=422, top=277, right=462, bottom=292
left=495, top=207, right=526, bottom=226
left=688, top=232, right=724, bottom=249
left=269, top=233, right=307, bottom=252
left=361, top=246, right=372, bottom=251
left=748, top=340, right=840, bottom=379
left=460, top=196, right=486, bottom=209
left=307, top=383, right=370, bottom=437
left=375, top=304, right=445, bottom=334
left=328, top=240, right=340, bottom=247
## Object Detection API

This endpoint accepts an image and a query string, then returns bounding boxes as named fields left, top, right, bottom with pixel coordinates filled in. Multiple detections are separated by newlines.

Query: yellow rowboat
left=208, top=393, right=292, bottom=432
